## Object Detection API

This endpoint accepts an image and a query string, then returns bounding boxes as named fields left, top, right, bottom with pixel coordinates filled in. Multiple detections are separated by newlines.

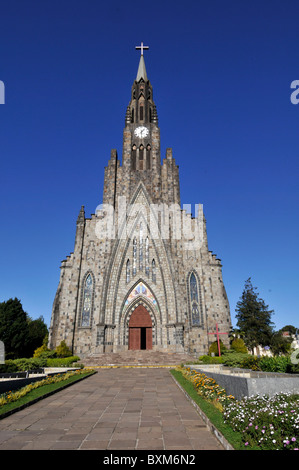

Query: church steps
left=82, top=350, right=197, bottom=367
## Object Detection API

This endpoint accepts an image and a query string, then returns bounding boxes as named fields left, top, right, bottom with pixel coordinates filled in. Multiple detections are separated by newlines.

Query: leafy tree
left=26, top=316, right=48, bottom=357
left=0, top=298, right=29, bottom=358
left=270, top=331, right=292, bottom=356
left=229, top=327, right=245, bottom=340
left=235, top=278, right=274, bottom=354
left=269, top=325, right=298, bottom=356
left=280, top=325, right=298, bottom=336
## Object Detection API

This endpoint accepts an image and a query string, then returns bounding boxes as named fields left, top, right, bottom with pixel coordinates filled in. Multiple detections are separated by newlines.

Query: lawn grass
left=170, top=368, right=246, bottom=450
left=0, top=370, right=96, bottom=419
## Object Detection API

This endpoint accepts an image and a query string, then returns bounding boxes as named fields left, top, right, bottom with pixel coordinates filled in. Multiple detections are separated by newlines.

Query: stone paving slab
left=0, top=369, right=223, bottom=450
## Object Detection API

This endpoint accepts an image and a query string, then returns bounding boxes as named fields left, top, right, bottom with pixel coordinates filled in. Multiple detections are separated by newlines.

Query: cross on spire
left=135, top=42, right=149, bottom=56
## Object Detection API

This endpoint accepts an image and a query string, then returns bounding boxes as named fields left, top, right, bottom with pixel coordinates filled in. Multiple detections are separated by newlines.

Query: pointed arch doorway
left=128, top=305, right=152, bottom=350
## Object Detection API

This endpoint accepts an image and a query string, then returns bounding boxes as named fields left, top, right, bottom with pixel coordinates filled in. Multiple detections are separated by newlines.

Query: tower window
left=139, top=145, right=144, bottom=170
left=132, top=145, right=137, bottom=170
left=140, top=105, right=144, bottom=121
left=146, top=144, right=151, bottom=170
left=139, top=145, right=144, bottom=159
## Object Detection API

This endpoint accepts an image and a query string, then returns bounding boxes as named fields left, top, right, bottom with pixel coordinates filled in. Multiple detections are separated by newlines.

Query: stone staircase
left=82, top=350, right=197, bottom=368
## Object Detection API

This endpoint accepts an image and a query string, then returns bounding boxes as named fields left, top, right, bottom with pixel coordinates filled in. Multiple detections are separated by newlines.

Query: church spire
left=135, top=42, right=149, bottom=81
left=136, top=55, right=148, bottom=81
left=122, top=43, right=160, bottom=177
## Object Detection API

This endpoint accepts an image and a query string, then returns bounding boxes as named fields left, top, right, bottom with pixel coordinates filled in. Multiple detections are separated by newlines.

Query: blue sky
left=0, top=0, right=298, bottom=332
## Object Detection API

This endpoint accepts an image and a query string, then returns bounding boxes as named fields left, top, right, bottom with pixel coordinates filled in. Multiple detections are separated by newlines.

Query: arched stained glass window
left=190, top=273, right=198, bottom=302
left=191, top=302, right=200, bottom=326
left=81, top=274, right=93, bottom=327
left=124, top=282, right=158, bottom=311
left=189, top=272, right=201, bottom=326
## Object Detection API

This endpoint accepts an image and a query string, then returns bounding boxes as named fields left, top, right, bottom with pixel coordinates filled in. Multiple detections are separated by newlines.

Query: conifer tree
left=235, top=278, right=274, bottom=353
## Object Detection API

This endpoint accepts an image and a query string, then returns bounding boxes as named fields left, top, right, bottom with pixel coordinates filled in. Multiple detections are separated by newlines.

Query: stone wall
left=189, top=365, right=299, bottom=399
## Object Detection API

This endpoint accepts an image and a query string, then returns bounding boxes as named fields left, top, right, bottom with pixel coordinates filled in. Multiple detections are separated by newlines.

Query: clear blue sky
left=0, top=0, right=298, bottom=332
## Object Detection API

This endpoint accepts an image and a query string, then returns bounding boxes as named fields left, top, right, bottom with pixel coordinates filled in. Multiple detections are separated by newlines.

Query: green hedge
left=0, top=358, right=47, bottom=372
left=198, top=355, right=224, bottom=364
left=259, top=355, right=299, bottom=373
left=197, top=351, right=299, bottom=374
left=0, top=356, right=81, bottom=373
left=46, top=356, right=81, bottom=368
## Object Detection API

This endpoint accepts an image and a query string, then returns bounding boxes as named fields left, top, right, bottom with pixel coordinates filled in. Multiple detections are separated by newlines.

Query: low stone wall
left=187, top=364, right=299, bottom=400
left=0, top=368, right=80, bottom=395
left=0, top=376, right=46, bottom=395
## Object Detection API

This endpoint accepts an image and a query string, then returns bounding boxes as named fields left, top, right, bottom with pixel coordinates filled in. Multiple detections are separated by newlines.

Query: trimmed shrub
left=55, top=341, right=72, bottom=358
left=208, top=340, right=226, bottom=356
left=231, top=338, right=248, bottom=354
left=222, top=352, right=250, bottom=368
left=33, top=344, right=56, bottom=358
left=240, top=355, right=261, bottom=371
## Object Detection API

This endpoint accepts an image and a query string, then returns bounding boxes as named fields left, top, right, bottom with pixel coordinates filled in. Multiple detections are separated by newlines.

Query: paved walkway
left=0, top=368, right=223, bottom=450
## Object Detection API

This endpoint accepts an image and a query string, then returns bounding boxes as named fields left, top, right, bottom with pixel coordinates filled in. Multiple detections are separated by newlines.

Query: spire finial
left=135, top=42, right=149, bottom=56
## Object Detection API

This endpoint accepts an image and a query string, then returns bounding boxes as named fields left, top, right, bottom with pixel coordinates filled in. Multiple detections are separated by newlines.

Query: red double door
left=129, top=305, right=152, bottom=350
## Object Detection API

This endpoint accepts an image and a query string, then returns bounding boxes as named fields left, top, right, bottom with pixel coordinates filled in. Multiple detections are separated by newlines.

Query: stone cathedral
left=48, top=45, right=232, bottom=358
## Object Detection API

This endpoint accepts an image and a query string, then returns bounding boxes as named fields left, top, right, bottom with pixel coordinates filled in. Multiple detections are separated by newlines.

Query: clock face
left=134, top=126, right=149, bottom=138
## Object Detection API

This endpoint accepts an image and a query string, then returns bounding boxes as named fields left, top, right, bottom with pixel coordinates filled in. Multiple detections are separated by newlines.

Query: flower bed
left=223, top=392, right=299, bottom=450
left=181, top=367, right=235, bottom=409
left=0, top=369, right=91, bottom=407
left=180, top=367, right=299, bottom=450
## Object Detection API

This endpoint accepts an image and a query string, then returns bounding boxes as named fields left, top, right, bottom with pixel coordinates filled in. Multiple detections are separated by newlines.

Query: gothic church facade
left=48, top=48, right=231, bottom=358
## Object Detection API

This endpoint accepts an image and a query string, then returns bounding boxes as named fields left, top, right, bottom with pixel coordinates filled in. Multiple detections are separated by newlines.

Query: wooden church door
left=128, top=305, right=152, bottom=350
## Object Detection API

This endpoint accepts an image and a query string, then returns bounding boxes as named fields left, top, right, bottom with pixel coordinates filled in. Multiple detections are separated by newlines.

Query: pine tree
left=235, top=278, right=274, bottom=353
